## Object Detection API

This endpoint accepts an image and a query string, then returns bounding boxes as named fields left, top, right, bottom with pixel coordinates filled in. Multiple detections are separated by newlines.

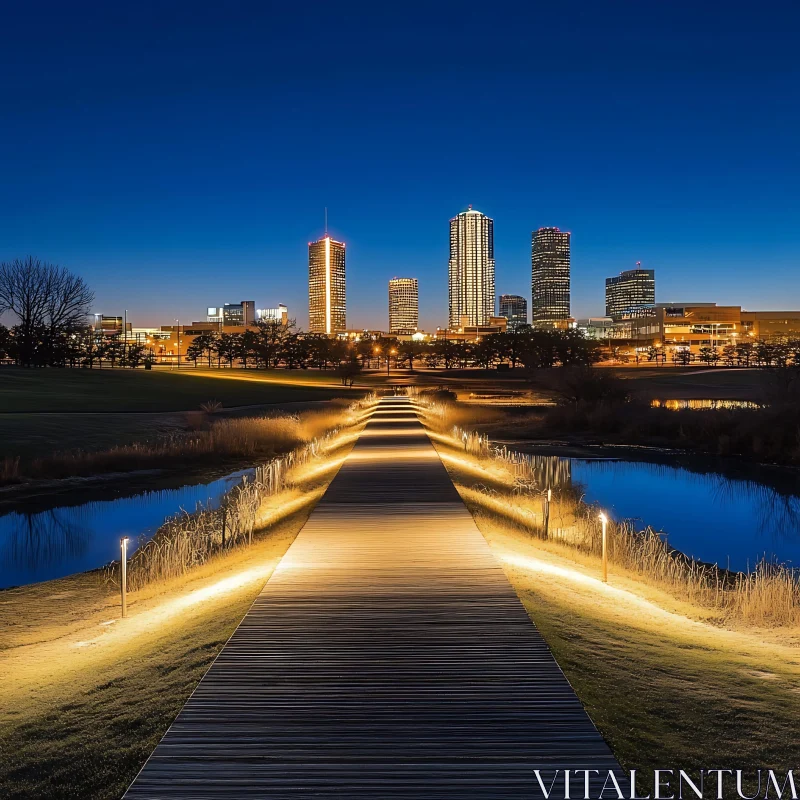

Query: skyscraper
left=531, top=227, right=571, bottom=323
left=448, top=207, right=495, bottom=328
left=388, top=278, right=419, bottom=334
left=499, top=294, right=528, bottom=330
left=308, top=236, right=346, bottom=334
left=605, top=264, right=655, bottom=320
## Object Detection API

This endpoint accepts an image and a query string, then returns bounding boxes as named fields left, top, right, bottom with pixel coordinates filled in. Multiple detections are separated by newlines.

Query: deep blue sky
left=1, top=1, right=799, bottom=331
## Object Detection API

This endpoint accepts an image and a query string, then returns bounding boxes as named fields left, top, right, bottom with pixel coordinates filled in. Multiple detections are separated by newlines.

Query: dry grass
left=6, top=403, right=363, bottom=484
left=102, top=396, right=376, bottom=591
left=418, top=398, right=800, bottom=629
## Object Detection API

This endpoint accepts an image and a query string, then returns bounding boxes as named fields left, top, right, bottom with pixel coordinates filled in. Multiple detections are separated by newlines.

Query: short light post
left=175, top=319, right=181, bottom=369
left=598, top=512, right=608, bottom=582
left=120, top=537, right=129, bottom=618
left=388, top=348, right=396, bottom=378
left=543, top=487, right=551, bottom=539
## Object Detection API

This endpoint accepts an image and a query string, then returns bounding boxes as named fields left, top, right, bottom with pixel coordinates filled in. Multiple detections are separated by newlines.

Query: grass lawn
left=486, top=524, right=800, bottom=777
left=0, top=367, right=355, bottom=413
left=0, top=368, right=364, bottom=463
left=0, top=412, right=188, bottom=462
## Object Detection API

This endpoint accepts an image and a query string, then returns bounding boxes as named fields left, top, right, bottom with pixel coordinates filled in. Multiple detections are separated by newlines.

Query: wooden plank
left=124, top=397, right=621, bottom=798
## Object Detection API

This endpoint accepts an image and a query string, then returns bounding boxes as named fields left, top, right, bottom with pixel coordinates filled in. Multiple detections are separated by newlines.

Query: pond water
left=650, top=399, right=760, bottom=410
left=570, top=459, right=800, bottom=571
left=0, top=469, right=252, bottom=589
left=4, top=454, right=799, bottom=588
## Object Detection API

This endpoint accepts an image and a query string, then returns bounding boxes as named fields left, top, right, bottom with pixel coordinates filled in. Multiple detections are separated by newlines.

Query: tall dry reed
left=103, top=394, right=376, bottom=591
left=23, top=404, right=361, bottom=481
left=418, top=395, right=800, bottom=628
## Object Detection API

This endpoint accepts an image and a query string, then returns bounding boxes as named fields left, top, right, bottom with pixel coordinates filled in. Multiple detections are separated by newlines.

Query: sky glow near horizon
left=0, top=1, right=798, bottom=330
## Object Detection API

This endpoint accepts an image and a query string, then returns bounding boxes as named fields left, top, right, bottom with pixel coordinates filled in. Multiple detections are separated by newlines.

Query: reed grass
left=14, top=405, right=356, bottom=482
left=103, top=395, right=376, bottom=591
left=418, top=397, right=800, bottom=628
left=0, top=456, right=20, bottom=482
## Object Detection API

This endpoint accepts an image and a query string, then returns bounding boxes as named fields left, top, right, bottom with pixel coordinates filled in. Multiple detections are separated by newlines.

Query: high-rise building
left=605, top=264, right=655, bottom=320
left=531, top=227, right=571, bottom=323
left=308, top=236, right=346, bottom=334
left=448, top=207, right=495, bottom=328
left=388, top=278, right=419, bottom=334
left=222, top=301, right=256, bottom=327
left=498, top=294, right=528, bottom=330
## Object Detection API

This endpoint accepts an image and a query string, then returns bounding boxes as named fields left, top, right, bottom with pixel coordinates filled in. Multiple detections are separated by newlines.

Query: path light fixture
left=598, top=513, right=608, bottom=583
left=543, top=487, right=551, bottom=539
left=120, top=537, right=129, bottom=618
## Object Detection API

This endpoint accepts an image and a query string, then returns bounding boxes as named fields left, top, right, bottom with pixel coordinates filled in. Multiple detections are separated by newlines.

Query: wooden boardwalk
left=125, top=397, right=620, bottom=798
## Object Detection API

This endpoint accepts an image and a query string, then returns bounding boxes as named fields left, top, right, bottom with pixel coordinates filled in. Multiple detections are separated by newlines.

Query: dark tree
left=0, top=257, right=93, bottom=366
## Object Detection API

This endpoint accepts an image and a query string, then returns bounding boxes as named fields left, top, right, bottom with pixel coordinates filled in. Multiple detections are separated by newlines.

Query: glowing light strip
left=325, top=237, right=331, bottom=334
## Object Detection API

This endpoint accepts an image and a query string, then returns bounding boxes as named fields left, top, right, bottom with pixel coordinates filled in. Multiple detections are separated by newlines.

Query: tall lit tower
left=531, top=227, right=571, bottom=323
left=448, top=207, right=495, bottom=328
left=388, top=278, right=419, bottom=334
left=308, top=235, right=346, bottom=334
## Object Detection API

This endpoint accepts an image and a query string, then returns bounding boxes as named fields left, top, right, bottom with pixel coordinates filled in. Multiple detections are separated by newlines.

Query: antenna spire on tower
left=324, top=207, right=328, bottom=236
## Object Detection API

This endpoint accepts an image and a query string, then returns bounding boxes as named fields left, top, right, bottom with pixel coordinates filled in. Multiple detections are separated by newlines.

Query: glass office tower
left=531, top=227, right=571, bottom=322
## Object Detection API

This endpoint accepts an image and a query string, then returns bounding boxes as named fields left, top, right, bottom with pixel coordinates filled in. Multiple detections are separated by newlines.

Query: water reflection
left=0, top=470, right=251, bottom=589
left=569, top=459, right=800, bottom=571
left=651, top=399, right=760, bottom=410
left=4, top=509, right=92, bottom=575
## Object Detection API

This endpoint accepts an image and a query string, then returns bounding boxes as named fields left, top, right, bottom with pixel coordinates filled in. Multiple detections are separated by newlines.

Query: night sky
left=1, top=1, right=799, bottom=331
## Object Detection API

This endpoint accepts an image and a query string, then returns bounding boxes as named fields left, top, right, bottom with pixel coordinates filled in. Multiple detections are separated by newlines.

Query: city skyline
left=81, top=210, right=800, bottom=333
left=1, top=4, right=798, bottom=331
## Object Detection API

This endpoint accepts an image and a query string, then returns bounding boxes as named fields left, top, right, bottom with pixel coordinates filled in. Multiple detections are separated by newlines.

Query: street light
left=120, top=537, right=129, bottom=617
left=388, top=348, right=396, bottom=377
left=175, top=319, right=181, bottom=369
left=598, top=512, right=608, bottom=582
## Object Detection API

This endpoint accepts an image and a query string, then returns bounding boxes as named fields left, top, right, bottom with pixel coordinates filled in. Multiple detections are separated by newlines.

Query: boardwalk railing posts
left=120, top=537, right=129, bottom=618
left=599, top=512, right=608, bottom=582
left=543, top=487, right=551, bottom=539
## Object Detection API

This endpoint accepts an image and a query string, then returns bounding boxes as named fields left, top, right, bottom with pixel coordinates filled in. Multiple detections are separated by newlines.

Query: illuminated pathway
left=125, top=396, right=620, bottom=798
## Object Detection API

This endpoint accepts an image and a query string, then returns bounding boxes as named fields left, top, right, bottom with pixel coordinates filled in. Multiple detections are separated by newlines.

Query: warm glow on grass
left=499, top=550, right=704, bottom=630
left=171, top=368, right=348, bottom=389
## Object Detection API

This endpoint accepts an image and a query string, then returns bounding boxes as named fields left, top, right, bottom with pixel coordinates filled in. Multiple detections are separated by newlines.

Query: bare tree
left=0, top=257, right=94, bottom=365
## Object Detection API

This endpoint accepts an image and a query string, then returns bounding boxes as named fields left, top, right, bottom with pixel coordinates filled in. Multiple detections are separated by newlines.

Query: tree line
left=631, top=339, right=800, bottom=367
left=181, top=325, right=603, bottom=373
